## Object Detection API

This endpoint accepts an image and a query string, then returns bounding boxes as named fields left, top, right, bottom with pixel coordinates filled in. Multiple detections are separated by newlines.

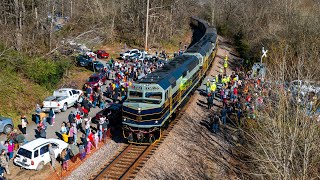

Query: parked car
left=76, top=54, right=94, bottom=67
left=120, top=49, right=140, bottom=59
left=42, top=88, right=83, bottom=112
left=87, top=61, right=105, bottom=72
left=94, top=50, right=109, bottom=59
left=85, top=73, right=107, bottom=88
left=289, top=80, right=320, bottom=96
left=128, top=52, right=143, bottom=61
left=95, top=103, right=122, bottom=126
left=14, top=138, right=68, bottom=170
left=0, top=116, right=14, bottom=134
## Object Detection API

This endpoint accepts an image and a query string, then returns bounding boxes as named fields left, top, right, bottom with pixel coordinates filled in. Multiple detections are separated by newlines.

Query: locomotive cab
left=122, top=83, right=165, bottom=144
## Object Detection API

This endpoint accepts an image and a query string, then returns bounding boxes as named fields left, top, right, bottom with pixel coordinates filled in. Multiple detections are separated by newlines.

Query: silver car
left=0, top=116, right=14, bottom=134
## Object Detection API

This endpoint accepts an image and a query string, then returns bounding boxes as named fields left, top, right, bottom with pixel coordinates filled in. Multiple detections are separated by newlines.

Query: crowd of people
left=207, top=65, right=320, bottom=133
left=0, top=51, right=173, bottom=178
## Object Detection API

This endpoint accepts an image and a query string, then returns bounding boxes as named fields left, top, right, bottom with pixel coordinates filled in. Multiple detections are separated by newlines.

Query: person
left=102, top=118, right=109, bottom=143
left=60, top=122, right=67, bottom=134
left=15, top=132, right=25, bottom=147
left=7, top=141, right=14, bottom=160
left=68, top=111, right=75, bottom=124
left=61, top=148, right=70, bottom=171
left=48, top=108, right=55, bottom=125
left=223, top=60, right=228, bottom=75
left=212, top=114, right=220, bottom=133
left=48, top=144, right=56, bottom=169
left=35, top=104, right=41, bottom=125
left=39, top=126, right=47, bottom=138
left=210, top=81, right=217, bottom=99
left=62, top=132, right=69, bottom=143
left=237, top=108, right=243, bottom=126
left=207, top=94, right=213, bottom=109
left=70, top=124, right=77, bottom=145
left=86, top=138, right=92, bottom=154
left=69, top=143, right=79, bottom=163
left=149, top=134, right=155, bottom=143
left=221, top=107, right=227, bottom=125
left=94, top=131, right=99, bottom=149
left=21, top=115, right=28, bottom=135
left=98, top=117, right=105, bottom=142
left=206, top=79, right=211, bottom=95
left=84, top=118, right=91, bottom=138
left=79, top=144, right=86, bottom=161
left=0, top=150, right=10, bottom=175
left=39, top=111, right=46, bottom=125
left=98, top=92, right=105, bottom=109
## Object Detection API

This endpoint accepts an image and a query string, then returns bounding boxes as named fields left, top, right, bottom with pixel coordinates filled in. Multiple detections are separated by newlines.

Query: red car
left=94, top=50, right=109, bottom=59
left=85, top=73, right=107, bottom=88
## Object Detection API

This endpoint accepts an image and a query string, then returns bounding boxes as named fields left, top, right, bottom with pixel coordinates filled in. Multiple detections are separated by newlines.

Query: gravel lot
left=135, top=37, right=239, bottom=179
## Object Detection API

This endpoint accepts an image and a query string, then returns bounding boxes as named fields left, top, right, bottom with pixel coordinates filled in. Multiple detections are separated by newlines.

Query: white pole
left=145, top=0, right=149, bottom=51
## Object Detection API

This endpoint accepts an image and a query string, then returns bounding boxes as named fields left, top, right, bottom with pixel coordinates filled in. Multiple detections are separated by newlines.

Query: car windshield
left=17, top=148, right=32, bottom=159
left=93, top=62, right=103, bottom=65
left=88, top=77, right=99, bottom=82
left=100, top=50, right=106, bottom=53
left=125, top=50, right=130, bottom=53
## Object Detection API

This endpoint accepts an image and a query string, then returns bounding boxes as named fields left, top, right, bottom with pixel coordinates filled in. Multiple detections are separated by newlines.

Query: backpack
left=24, top=118, right=29, bottom=124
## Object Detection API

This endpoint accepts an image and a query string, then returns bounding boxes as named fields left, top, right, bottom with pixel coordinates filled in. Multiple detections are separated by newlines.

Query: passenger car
left=0, top=116, right=14, bottom=134
left=42, top=88, right=83, bottom=112
left=14, top=138, right=68, bottom=170
left=76, top=54, right=94, bottom=67
left=87, top=61, right=105, bottom=72
left=94, top=50, right=109, bottom=59
left=85, top=73, right=107, bottom=87
left=120, top=49, right=140, bottom=59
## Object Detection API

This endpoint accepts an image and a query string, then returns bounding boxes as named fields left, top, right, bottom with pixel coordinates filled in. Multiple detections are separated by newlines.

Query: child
left=7, top=141, right=14, bottom=160
left=94, top=131, right=99, bottom=149
left=79, top=144, right=86, bottom=161
left=86, top=138, right=92, bottom=154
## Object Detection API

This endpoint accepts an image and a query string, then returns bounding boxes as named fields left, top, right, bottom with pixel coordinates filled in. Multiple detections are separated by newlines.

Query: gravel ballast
left=65, top=140, right=126, bottom=180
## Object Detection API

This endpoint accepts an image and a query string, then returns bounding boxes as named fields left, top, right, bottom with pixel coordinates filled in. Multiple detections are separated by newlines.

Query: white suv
left=14, top=138, right=68, bottom=170
left=120, top=49, right=140, bottom=59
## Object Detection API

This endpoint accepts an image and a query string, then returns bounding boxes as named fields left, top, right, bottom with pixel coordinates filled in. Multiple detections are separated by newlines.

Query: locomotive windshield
left=129, top=91, right=143, bottom=98
left=127, top=91, right=163, bottom=104
left=145, top=92, right=162, bottom=99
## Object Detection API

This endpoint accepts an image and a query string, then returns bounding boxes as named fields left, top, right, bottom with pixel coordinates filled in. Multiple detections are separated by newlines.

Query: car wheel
left=62, top=103, right=68, bottom=112
left=36, top=161, right=44, bottom=171
left=3, top=125, right=12, bottom=135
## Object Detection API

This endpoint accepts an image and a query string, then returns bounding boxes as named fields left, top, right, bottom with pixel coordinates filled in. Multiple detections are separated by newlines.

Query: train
left=122, top=17, right=218, bottom=144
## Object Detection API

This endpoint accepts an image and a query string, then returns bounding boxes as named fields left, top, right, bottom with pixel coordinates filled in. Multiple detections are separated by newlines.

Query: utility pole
left=145, top=0, right=150, bottom=51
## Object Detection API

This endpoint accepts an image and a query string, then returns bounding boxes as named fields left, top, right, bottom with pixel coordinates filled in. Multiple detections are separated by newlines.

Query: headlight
left=123, top=118, right=127, bottom=121
left=155, top=121, right=158, bottom=124
left=94, top=83, right=98, bottom=86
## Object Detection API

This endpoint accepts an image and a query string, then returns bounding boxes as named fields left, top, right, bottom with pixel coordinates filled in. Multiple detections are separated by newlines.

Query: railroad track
left=91, top=110, right=183, bottom=180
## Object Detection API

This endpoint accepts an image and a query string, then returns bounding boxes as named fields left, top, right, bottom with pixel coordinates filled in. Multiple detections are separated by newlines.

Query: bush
left=22, top=58, right=71, bottom=89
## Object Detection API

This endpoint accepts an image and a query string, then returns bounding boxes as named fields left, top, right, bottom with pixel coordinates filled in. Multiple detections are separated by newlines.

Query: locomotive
left=122, top=17, right=218, bottom=144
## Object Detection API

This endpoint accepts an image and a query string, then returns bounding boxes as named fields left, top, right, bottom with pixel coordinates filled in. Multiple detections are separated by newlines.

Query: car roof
left=21, top=138, right=63, bottom=151
left=58, top=88, right=75, bottom=91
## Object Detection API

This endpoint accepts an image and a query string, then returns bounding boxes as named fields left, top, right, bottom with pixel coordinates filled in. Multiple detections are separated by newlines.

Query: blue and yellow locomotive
left=122, top=17, right=218, bottom=144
